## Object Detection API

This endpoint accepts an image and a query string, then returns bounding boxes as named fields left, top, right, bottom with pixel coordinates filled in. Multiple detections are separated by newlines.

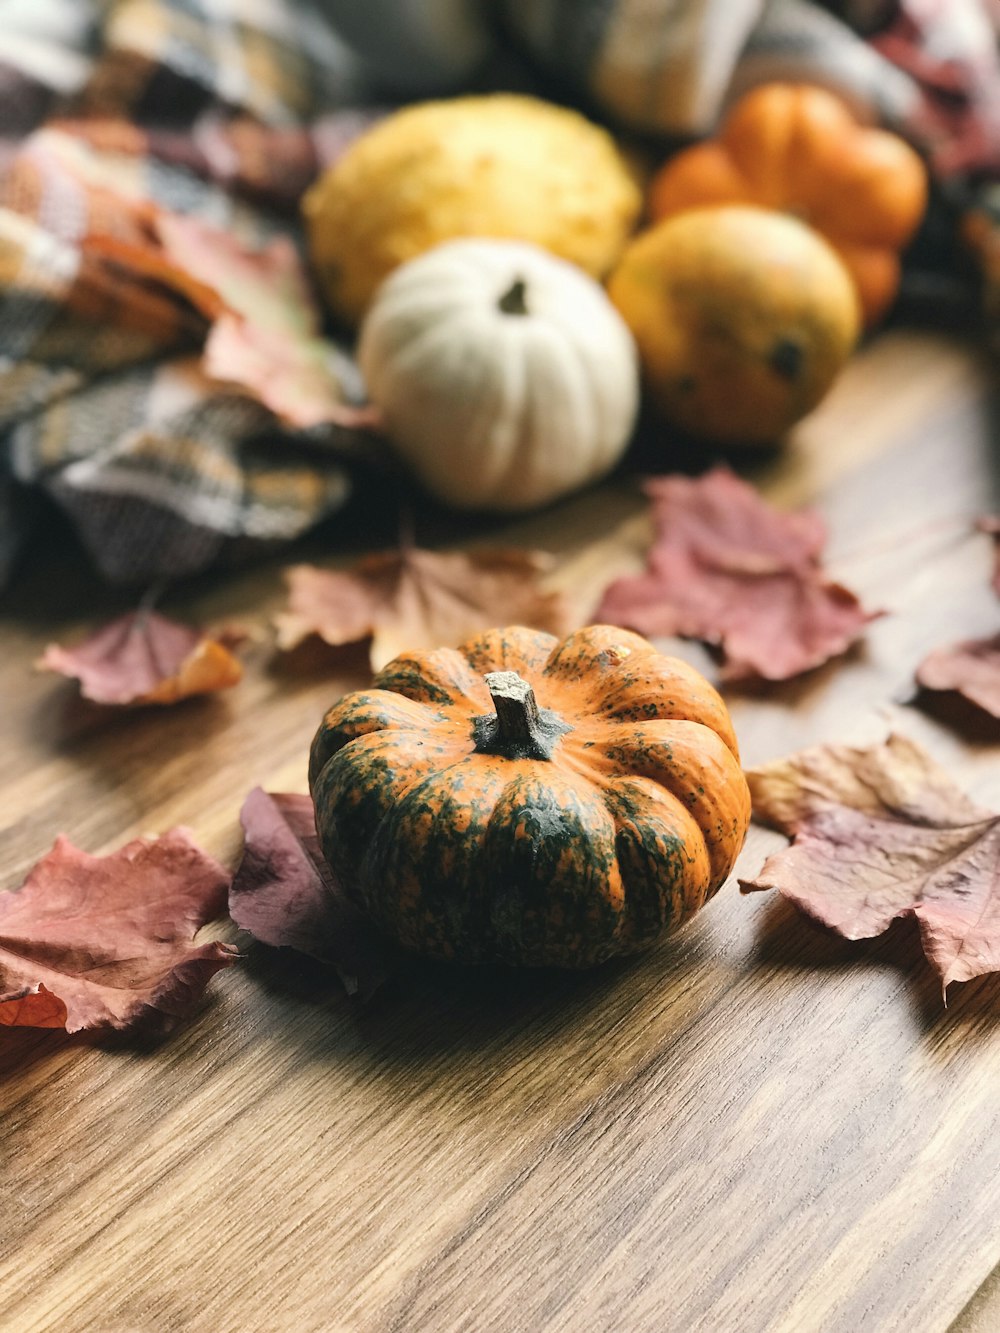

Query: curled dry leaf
left=38, top=609, right=242, bottom=706
left=912, top=517, right=1000, bottom=720
left=1, top=985, right=67, bottom=1030
left=229, top=789, right=395, bottom=1000
left=740, top=732, right=1000, bottom=993
left=155, top=215, right=380, bottom=431
left=596, top=468, right=879, bottom=680
left=916, top=632, right=1000, bottom=719
left=274, top=546, right=572, bottom=672
left=0, top=829, right=236, bottom=1034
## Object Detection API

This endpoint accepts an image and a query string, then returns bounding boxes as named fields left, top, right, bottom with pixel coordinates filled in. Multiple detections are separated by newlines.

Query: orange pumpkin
left=309, top=624, right=751, bottom=967
left=648, top=83, right=927, bottom=326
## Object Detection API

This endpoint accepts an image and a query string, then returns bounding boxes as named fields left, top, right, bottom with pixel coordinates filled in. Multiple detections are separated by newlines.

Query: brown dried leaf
left=916, top=632, right=1000, bottom=718
left=203, top=311, right=381, bottom=431
left=596, top=468, right=879, bottom=680
left=229, top=789, right=395, bottom=1000
left=0, top=829, right=236, bottom=1033
left=274, top=547, right=572, bottom=672
left=155, top=215, right=379, bottom=430
left=740, top=733, right=1000, bottom=992
left=38, top=609, right=242, bottom=705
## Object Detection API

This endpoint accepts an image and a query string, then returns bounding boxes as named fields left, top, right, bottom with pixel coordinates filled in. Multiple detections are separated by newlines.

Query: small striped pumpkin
left=309, top=624, right=750, bottom=967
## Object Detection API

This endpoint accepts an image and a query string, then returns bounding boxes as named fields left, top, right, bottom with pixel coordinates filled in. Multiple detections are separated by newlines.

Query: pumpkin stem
left=473, top=670, right=572, bottom=761
left=497, top=278, right=529, bottom=316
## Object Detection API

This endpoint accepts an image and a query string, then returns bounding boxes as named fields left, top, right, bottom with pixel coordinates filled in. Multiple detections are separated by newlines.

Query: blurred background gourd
left=303, top=93, right=642, bottom=325
left=358, top=239, right=640, bottom=511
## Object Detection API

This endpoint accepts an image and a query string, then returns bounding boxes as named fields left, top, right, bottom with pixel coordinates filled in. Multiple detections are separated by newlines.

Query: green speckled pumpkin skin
left=309, top=625, right=751, bottom=967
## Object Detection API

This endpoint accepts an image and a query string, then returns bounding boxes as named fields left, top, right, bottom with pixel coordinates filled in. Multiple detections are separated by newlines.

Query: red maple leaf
left=916, top=632, right=1000, bottom=719
left=274, top=546, right=571, bottom=672
left=38, top=609, right=242, bottom=705
left=154, top=217, right=381, bottom=432
left=0, top=829, right=236, bottom=1033
left=596, top=468, right=879, bottom=680
left=740, top=733, right=1000, bottom=994
left=82, top=203, right=378, bottom=431
left=229, top=789, right=395, bottom=1000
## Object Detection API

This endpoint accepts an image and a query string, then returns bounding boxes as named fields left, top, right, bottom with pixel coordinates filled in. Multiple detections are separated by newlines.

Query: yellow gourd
left=303, top=93, right=641, bottom=325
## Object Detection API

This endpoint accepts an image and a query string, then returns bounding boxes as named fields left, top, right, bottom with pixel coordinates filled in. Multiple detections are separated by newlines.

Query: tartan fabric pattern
left=0, top=0, right=367, bottom=585
left=871, top=0, right=1000, bottom=176
left=83, top=0, right=318, bottom=125
left=0, top=0, right=998, bottom=587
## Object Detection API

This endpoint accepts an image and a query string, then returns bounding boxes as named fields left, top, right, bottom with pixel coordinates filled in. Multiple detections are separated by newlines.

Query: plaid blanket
left=1, top=0, right=998, bottom=586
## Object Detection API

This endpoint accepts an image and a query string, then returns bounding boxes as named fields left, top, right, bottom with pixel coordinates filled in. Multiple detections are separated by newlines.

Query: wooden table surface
left=2, top=329, right=999, bottom=1333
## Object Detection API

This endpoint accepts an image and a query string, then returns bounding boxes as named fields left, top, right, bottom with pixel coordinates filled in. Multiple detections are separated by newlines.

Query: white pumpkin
left=357, top=239, right=640, bottom=512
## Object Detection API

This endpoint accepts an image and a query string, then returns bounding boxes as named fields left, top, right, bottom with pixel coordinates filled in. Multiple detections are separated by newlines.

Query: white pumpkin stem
left=473, top=670, right=572, bottom=761
left=497, top=278, right=529, bottom=316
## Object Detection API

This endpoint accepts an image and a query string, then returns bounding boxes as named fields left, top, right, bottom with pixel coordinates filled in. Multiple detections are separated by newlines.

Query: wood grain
left=1, top=330, right=999, bottom=1333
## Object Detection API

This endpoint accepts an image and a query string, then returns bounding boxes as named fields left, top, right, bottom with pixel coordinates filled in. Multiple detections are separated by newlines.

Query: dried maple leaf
left=978, top=516, right=1000, bottom=596
left=916, top=632, right=1000, bottom=719
left=740, top=733, right=1000, bottom=992
left=229, top=789, right=395, bottom=1000
left=155, top=216, right=379, bottom=431
left=0, top=985, right=67, bottom=1030
left=38, top=609, right=243, bottom=705
left=0, top=829, right=236, bottom=1033
left=274, top=547, right=572, bottom=672
left=596, top=468, right=879, bottom=681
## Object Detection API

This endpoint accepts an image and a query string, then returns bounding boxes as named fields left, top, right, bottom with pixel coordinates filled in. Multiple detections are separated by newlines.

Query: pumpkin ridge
left=314, top=723, right=467, bottom=786
left=488, top=325, right=551, bottom=502
left=526, top=304, right=622, bottom=470
left=588, top=659, right=739, bottom=757
left=356, top=756, right=511, bottom=959
left=389, top=310, right=517, bottom=503
left=603, top=775, right=713, bottom=946
left=494, top=319, right=594, bottom=500
left=309, top=690, right=459, bottom=788
left=459, top=626, right=558, bottom=678
left=373, top=644, right=490, bottom=708
left=312, top=728, right=473, bottom=890
left=459, top=335, right=523, bottom=500
left=556, top=730, right=716, bottom=879
left=482, top=768, right=624, bottom=967
left=729, top=123, right=788, bottom=204
left=541, top=624, right=657, bottom=685
left=594, top=718, right=749, bottom=886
